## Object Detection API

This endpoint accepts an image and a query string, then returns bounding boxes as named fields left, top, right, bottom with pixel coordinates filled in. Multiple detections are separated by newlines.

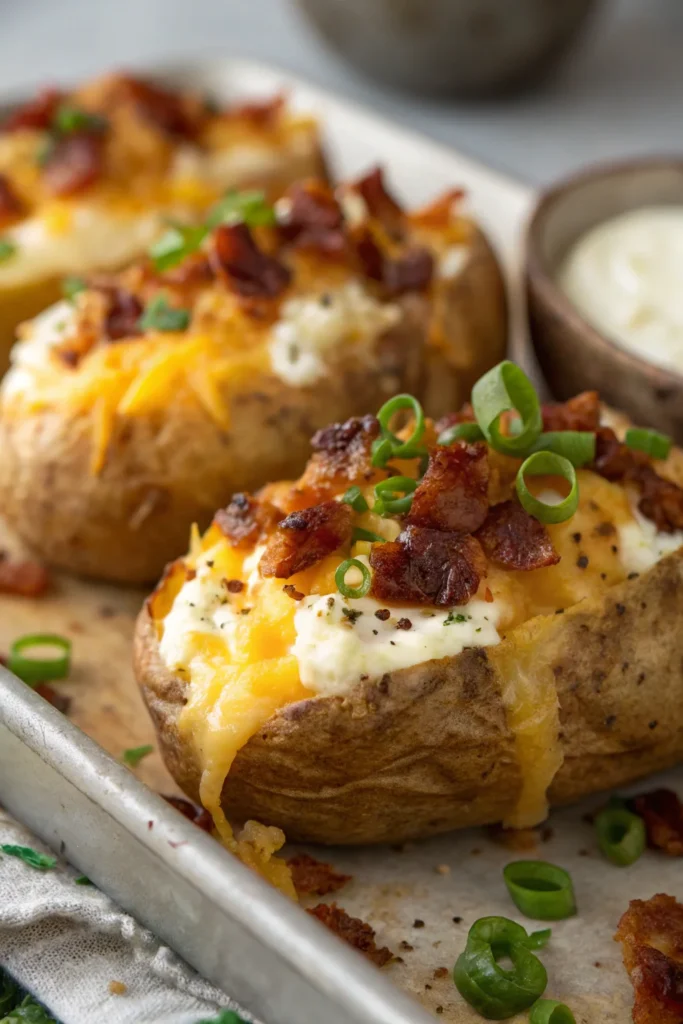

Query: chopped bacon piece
left=353, top=166, right=404, bottom=239
left=593, top=427, right=639, bottom=481
left=542, top=391, right=600, bottom=433
left=287, top=853, right=351, bottom=896
left=593, top=428, right=683, bottom=533
left=42, top=133, right=105, bottom=197
left=162, top=252, right=213, bottom=288
left=117, top=75, right=201, bottom=138
left=615, top=893, right=683, bottom=1024
left=34, top=684, right=71, bottom=715
left=259, top=501, right=352, bottom=579
left=410, top=188, right=465, bottom=229
left=98, top=287, right=143, bottom=341
left=214, top=493, right=282, bottom=549
left=210, top=223, right=291, bottom=299
left=0, top=554, right=50, bottom=597
left=3, top=87, right=62, bottom=132
left=279, top=181, right=346, bottom=254
left=227, top=93, right=285, bottom=126
left=0, top=174, right=23, bottom=225
left=163, top=795, right=213, bottom=833
left=382, top=246, right=434, bottom=295
left=408, top=442, right=489, bottom=533
left=631, top=789, right=683, bottom=857
left=308, top=903, right=393, bottom=967
left=299, top=414, right=380, bottom=495
left=476, top=500, right=560, bottom=571
left=370, top=525, right=486, bottom=607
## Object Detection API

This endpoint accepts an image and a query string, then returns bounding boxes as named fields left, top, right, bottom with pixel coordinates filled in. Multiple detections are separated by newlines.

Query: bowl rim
left=526, top=154, right=683, bottom=394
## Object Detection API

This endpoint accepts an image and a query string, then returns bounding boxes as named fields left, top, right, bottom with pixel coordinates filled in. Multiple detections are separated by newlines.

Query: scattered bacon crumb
left=42, top=133, right=105, bottom=197
left=259, top=501, right=352, bottom=579
left=370, top=526, right=486, bottom=607
left=308, top=903, right=393, bottom=967
left=433, top=967, right=449, bottom=979
left=407, top=442, right=489, bottom=533
left=227, top=93, right=285, bottom=127
left=210, top=222, right=291, bottom=299
left=352, top=166, right=404, bottom=239
left=476, top=500, right=560, bottom=571
left=410, top=188, right=465, bottom=229
left=300, top=415, right=380, bottom=495
left=0, top=554, right=50, bottom=597
left=116, top=74, right=201, bottom=138
left=283, top=584, right=305, bottom=601
left=542, top=391, right=600, bottom=432
left=214, top=493, right=282, bottom=549
left=279, top=181, right=346, bottom=254
left=3, top=87, right=62, bottom=131
left=594, top=428, right=683, bottom=532
left=287, top=853, right=351, bottom=896
left=162, top=795, right=213, bottom=833
left=0, top=173, right=23, bottom=225
left=615, top=893, right=683, bottom=1024
left=488, top=824, right=538, bottom=851
left=99, top=286, right=143, bottom=342
left=34, top=684, right=71, bottom=715
left=631, top=789, right=683, bottom=857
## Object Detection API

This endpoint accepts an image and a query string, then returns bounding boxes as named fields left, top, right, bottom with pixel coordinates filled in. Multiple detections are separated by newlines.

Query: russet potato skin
left=0, top=225, right=507, bottom=584
left=134, top=547, right=683, bottom=845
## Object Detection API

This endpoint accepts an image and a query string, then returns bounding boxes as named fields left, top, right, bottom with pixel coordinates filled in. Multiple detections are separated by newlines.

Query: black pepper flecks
left=572, top=532, right=582, bottom=544
left=628, top=572, right=639, bottom=580
left=577, top=554, right=589, bottom=569
left=413, top=919, right=425, bottom=929
left=452, top=916, right=462, bottom=924
left=375, top=608, right=391, bottom=621
left=342, top=607, right=363, bottom=625
left=615, top=603, right=626, bottom=616
left=611, top=544, right=619, bottom=554
left=649, top=720, right=658, bottom=729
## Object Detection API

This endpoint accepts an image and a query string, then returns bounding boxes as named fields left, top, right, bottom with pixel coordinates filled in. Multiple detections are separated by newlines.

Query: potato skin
left=135, top=548, right=683, bottom=845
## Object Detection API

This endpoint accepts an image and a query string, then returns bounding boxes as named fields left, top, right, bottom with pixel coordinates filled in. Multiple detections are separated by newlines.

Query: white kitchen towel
left=0, top=810, right=258, bottom=1024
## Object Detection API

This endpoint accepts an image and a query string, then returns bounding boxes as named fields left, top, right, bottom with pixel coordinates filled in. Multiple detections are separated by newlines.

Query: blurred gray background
left=1, top=0, right=681, bottom=186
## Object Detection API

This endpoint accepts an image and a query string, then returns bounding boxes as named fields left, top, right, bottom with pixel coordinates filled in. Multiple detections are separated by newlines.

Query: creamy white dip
left=558, top=206, right=683, bottom=373
left=618, top=497, right=683, bottom=575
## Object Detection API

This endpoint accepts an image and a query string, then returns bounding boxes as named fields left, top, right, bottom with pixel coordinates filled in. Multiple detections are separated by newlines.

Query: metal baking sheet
left=1, top=57, right=680, bottom=1024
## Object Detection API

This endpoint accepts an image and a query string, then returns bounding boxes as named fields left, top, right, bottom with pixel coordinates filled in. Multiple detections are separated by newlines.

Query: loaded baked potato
left=0, top=169, right=506, bottom=583
left=0, top=72, right=325, bottom=371
left=135, top=363, right=683, bottom=846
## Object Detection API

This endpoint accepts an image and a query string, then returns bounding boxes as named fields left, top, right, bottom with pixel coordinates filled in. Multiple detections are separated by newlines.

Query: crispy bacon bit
left=353, top=228, right=385, bottom=282
left=210, top=223, right=291, bottom=299
left=615, top=893, right=683, bottom=1024
left=0, top=554, right=50, bottom=597
left=542, top=391, right=600, bottom=432
left=353, top=166, right=404, bottom=240
left=3, top=87, right=62, bottom=132
left=283, top=584, right=305, bottom=601
left=408, top=442, right=489, bottom=533
left=259, top=501, right=352, bottom=579
left=34, top=684, right=71, bottom=715
left=298, top=415, right=380, bottom=498
left=410, top=188, right=465, bottom=229
left=42, top=133, right=105, bottom=197
left=163, top=795, right=213, bottom=833
left=214, top=493, right=282, bottom=549
left=227, top=93, right=285, bottom=126
left=279, top=181, right=346, bottom=254
left=382, top=246, right=434, bottom=296
left=476, top=500, right=560, bottom=571
left=370, top=526, right=486, bottom=607
left=118, top=75, right=201, bottom=138
left=99, top=287, right=143, bottom=342
left=308, top=903, right=393, bottom=967
left=593, top=427, right=640, bottom=480
left=631, top=789, right=683, bottom=857
left=287, top=853, right=351, bottom=895
left=593, top=428, right=683, bottom=533
left=0, top=174, right=23, bottom=226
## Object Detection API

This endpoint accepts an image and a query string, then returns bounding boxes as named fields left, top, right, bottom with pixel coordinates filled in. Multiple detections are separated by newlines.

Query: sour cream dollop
left=558, top=206, right=683, bottom=373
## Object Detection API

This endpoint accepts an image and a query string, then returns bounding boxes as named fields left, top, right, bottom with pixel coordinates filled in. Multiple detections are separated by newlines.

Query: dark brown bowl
left=526, top=157, right=683, bottom=440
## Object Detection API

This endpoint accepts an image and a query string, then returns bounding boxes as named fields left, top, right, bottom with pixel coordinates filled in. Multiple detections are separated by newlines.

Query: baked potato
left=0, top=170, right=507, bottom=583
left=134, top=366, right=683, bottom=846
left=0, top=72, right=326, bottom=372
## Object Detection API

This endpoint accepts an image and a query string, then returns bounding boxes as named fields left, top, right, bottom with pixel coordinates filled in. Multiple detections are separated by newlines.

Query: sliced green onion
left=74, top=875, right=93, bottom=885
left=1, top=844, right=57, bottom=870
left=53, top=103, right=108, bottom=135
left=0, top=238, right=17, bottom=263
left=370, top=435, right=396, bottom=469
left=335, top=558, right=371, bottom=600
left=373, top=476, right=417, bottom=516
left=516, top=451, right=578, bottom=525
left=62, top=275, right=87, bottom=302
left=438, top=421, right=485, bottom=446
left=196, top=1012, right=248, bottom=1024
left=206, top=189, right=276, bottom=229
left=352, top=526, right=385, bottom=544
left=530, top=999, right=577, bottom=1024
left=341, top=485, right=369, bottom=513
left=503, top=861, right=576, bottom=921
left=122, top=744, right=154, bottom=768
left=149, top=222, right=207, bottom=272
left=372, top=394, right=427, bottom=467
left=625, top=427, right=672, bottom=460
left=595, top=798, right=646, bottom=866
left=531, top=431, right=596, bottom=467
left=138, top=295, right=190, bottom=333
left=453, top=916, right=548, bottom=1020
left=472, top=361, right=542, bottom=456
left=525, top=929, right=552, bottom=951
left=8, top=633, right=71, bottom=686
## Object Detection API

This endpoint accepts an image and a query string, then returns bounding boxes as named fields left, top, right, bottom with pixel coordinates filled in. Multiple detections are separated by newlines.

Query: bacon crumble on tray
left=0, top=552, right=50, bottom=597
left=631, top=789, right=683, bottom=857
left=307, top=903, right=393, bottom=967
left=287, top=852, right=351, bottom=896
left=616, top=893, right=683, bottom=1024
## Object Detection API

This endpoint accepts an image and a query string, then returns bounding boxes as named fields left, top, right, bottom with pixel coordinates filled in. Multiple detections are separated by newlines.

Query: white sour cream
left=268, top=280, right=401, bottom=387
left=618, top=499, right=683, bottom=575
left=559, top=207, right=683, bottom=372
left=2, top=299, right=77, bottom=398
left=159, top=568, right=239, bottom=671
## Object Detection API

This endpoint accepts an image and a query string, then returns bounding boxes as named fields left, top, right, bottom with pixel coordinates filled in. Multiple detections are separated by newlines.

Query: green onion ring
left=373, top=476, right=417, bottom=516
left=453, top=916, right=548, bottom=1019
left=530, top=431, right=596, bottom=467
left=341, top=485, right=369, bottom=513
left=503, top=861, right=577, bottom=921
left=525, top=929, right=552, bottom=951
left=352, top=526, right=386, bottom=544
left=371, top=435, right=396, bottom=469
left=472, top=361, right=542, bottom=456
left=372, top=394, right=427, bottom=467
left=438, top=422, right=485, bottom=446
left=335, top=558, right=372, bottom=600
left=625, top=427, right=672, bottom=460
left=8, top=633, right=72, bottom=686
left=595, top=798, right=646, bottom=866
left=530, top=999, right=577, bottom=1024
left=516, top=451, right=578, bottom=525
